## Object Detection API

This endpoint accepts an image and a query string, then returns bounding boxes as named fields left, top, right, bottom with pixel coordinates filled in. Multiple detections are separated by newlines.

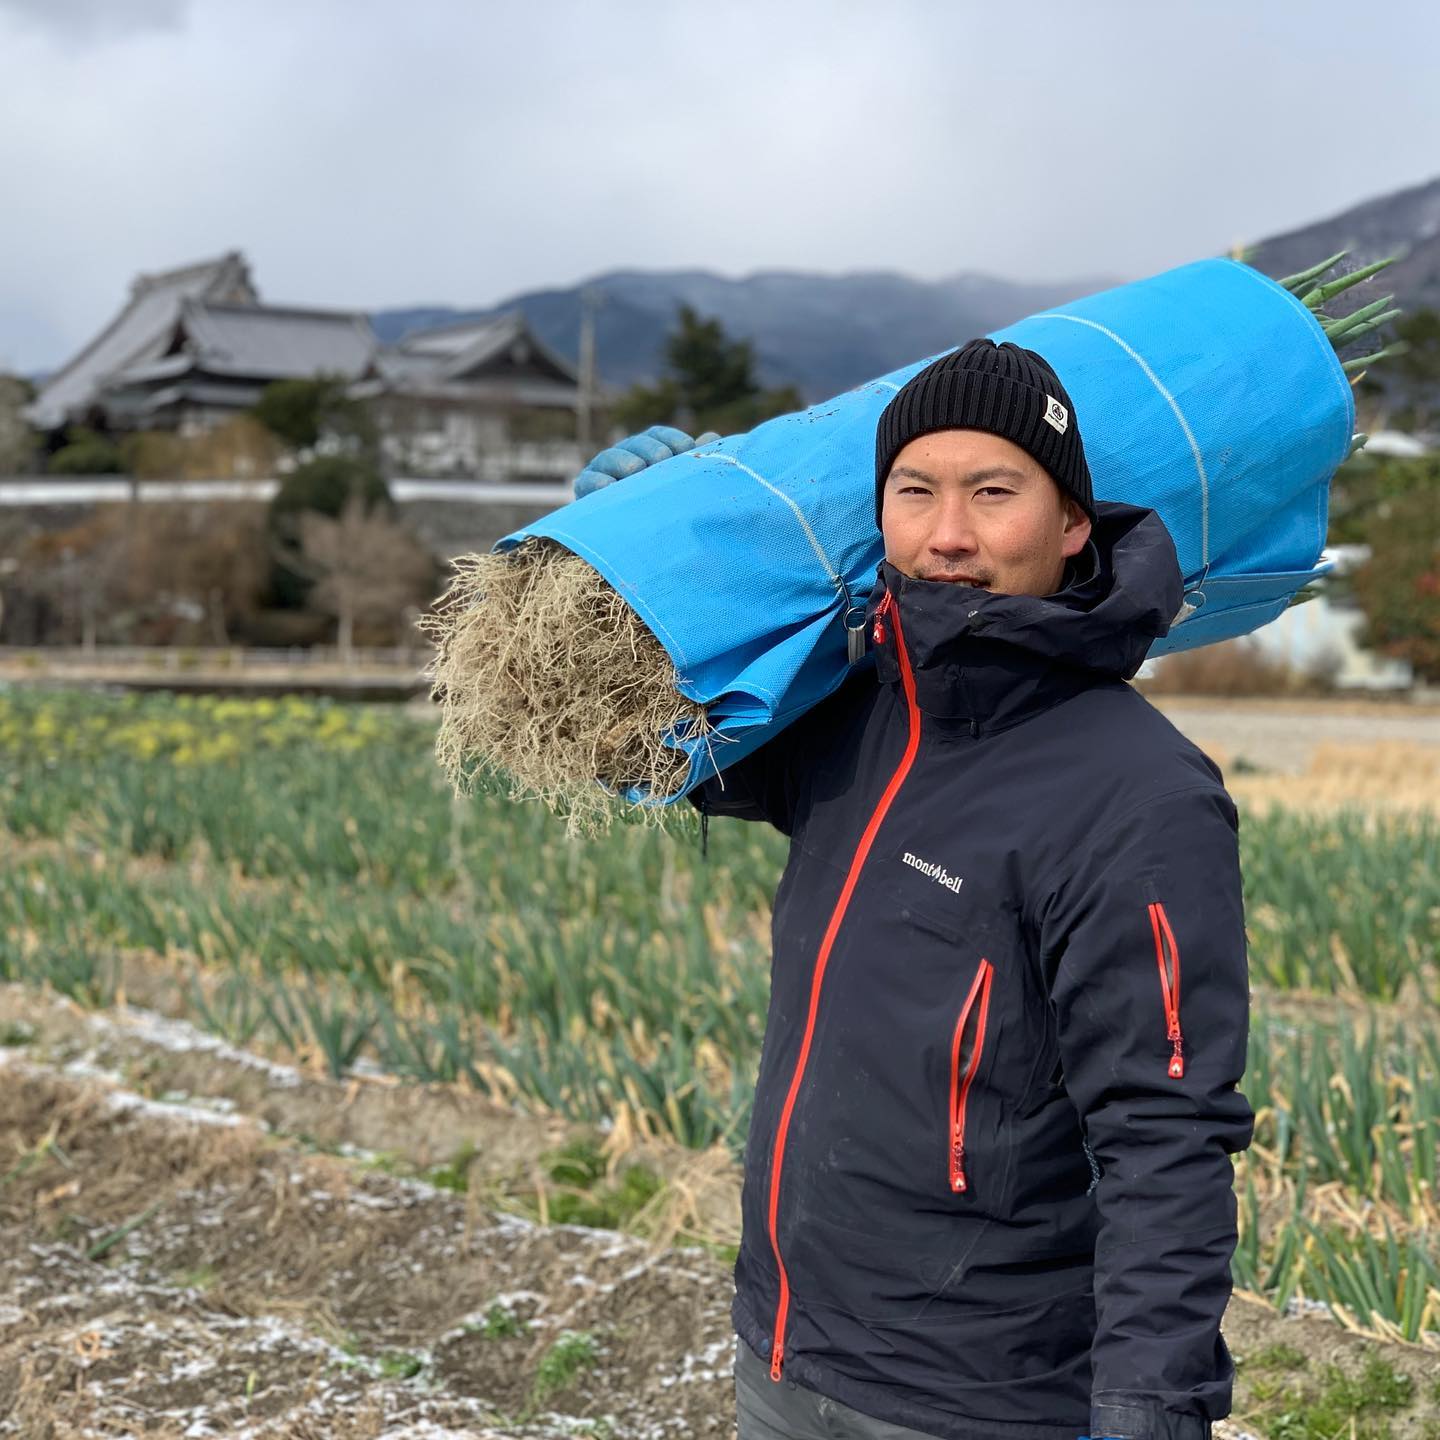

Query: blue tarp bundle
left=498, top=258, right=1354, bottom=802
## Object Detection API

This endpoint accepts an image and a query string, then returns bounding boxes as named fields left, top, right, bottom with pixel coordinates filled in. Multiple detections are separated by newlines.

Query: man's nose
left=927, top=497, right=978, bottom=553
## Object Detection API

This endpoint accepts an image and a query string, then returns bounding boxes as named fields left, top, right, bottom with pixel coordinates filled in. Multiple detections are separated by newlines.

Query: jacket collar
left=866, top=501, right=1182, bottom=735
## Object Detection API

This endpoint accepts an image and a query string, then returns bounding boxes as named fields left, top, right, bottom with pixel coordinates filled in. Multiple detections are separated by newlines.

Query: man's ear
left=1061, top=497, right=1092, bottom=558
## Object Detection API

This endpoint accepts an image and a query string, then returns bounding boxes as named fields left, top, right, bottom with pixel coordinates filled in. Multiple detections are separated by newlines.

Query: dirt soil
left=4, top=988, right=1440, bottom=1439
left=0, top=983, right=743, bottom=1252
left=1150, top=695, right=1440, bottom=774
left=0, top=1055, right=734, bottom=1438
left=1144, top=699, right=1440, bottom=815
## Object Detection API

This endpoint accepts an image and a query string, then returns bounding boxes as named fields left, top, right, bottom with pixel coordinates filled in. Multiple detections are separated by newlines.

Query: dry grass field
left=1152, top=695, right=1440, bottom=815
left=1214, top=740, right=1440, bottom=815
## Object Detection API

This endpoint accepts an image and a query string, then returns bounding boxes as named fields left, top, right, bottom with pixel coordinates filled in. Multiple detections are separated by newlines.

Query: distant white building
left=350, top=312, right=585, bottom=480
left=1248, top=546, right=1412, bottom=690
left=26, top=251, right=587, bottom=483
left=1362, top=430, right=1431, bottom=459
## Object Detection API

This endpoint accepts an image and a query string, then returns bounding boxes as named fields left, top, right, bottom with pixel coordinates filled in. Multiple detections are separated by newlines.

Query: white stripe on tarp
left=1027, top=312, right=1210, bottom=570
left=697, top=451, right=846, bottom=600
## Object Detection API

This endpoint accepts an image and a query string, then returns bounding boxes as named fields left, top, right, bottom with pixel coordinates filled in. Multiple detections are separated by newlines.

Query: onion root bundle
left=421, top=537, right=711, bottom=836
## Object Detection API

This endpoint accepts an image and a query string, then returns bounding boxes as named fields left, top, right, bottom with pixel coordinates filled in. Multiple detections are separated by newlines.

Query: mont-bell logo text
left=1043, top=394, right=1069, bottom=435
left=902, top=852, right=964, bottom=894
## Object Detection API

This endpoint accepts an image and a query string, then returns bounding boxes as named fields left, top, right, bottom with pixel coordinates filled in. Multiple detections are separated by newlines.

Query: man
left=579, top=340, right=1255, bottom=1440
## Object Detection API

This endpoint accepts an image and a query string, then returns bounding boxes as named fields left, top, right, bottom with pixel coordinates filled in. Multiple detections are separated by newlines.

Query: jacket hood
left=867, top=500, right=1183, bottom=733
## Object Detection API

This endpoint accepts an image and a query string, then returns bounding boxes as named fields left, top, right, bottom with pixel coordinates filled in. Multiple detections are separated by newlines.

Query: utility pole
left=577, top=287, right=603, bottom=455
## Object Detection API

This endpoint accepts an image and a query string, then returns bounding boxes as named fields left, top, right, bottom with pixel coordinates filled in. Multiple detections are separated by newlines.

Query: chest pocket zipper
left=948, top=958, right=994, bottom=1193
left=1148, top=901, right=1185, bottom=1079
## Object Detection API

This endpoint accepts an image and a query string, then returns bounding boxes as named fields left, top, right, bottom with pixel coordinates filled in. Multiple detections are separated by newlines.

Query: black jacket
left=691, top=501, right=1255, bottom=1440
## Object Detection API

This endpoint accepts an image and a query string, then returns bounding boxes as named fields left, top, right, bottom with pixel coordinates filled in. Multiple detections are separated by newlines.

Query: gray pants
left=734, top=1340, right=943, bottom=1439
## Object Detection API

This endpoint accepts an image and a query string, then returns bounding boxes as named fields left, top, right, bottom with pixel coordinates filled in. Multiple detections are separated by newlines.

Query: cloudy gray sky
left=2, top=0, right=1437, bottom=373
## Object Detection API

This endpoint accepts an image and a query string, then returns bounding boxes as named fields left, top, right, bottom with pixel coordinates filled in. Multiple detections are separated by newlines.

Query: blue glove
left=573, top=425, right=720, bottom=499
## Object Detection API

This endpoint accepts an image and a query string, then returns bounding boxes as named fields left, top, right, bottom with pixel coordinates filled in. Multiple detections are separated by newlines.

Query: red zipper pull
left=872, top=591, right=893, bottom=645
left=950, top=1133, right=968, bottom=1192
left=769, top=1338, right=784, bottom=1382
left=1168, top=1027, right=1185, bottom=1079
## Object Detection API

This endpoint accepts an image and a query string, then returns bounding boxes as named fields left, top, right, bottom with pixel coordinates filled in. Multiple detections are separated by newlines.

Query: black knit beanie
left=874, top=339, right=1096, bottom=529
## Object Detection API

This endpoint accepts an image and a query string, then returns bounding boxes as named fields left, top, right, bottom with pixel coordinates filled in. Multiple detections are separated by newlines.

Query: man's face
left=880, top=430, right=1092, bottom=597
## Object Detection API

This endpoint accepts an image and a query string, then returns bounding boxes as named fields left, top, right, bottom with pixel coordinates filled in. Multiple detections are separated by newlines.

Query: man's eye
left=975, top=487, right=1011, bottom=497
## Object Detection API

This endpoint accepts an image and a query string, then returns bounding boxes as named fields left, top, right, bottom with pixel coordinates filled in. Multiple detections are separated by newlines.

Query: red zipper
left=766, top=586, right=919, bottom=1383
left=948, top=959, right=994, bottom=1193
left=871, top=590, right=892, bottom=646
left=1147, top=901, right=1185, bottom=1079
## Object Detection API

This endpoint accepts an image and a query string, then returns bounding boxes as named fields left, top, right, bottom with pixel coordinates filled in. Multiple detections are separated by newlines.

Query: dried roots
left=420, top=537, right=712, bottom=836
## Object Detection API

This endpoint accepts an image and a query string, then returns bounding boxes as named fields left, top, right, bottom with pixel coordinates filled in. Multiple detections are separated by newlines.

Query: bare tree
left=121, top=501, right=270, bottom=643
left=16, top=512, right=130, bottom=647
left=291, top=497, right=435, bottom=662
left=0, top=375, right=36, bottom=474
left=12, top=501, right=270, bottom=646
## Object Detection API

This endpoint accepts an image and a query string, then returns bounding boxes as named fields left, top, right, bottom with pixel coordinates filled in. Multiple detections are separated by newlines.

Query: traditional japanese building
left=97, top=298, right=377, bottom=435
left=351, top=312, right=584, bottom=479
left=27, top=251, right=259, bottom=434
left=27, top=251, right=586, bottom=482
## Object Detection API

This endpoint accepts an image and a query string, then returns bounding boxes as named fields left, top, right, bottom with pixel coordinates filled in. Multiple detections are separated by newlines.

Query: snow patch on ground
left=659, top=1334, right=736, bottom=1389
left=93, top=1002, right=306, bottom=1087
left=104, top=1088, right=252, bottom=1128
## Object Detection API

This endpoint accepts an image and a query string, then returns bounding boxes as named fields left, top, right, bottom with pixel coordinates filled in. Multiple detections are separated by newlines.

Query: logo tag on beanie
left=1043, top=395, right=1069, bottom=435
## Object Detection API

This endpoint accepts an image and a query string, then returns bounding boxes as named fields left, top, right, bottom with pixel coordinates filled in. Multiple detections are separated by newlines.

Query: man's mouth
left=928, top=574, right=987, bottom=586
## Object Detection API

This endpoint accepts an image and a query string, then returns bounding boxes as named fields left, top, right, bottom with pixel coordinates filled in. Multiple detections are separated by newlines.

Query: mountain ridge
left=1246, top=174, right=1440, bottom=313
left=371, top=175, right=1439, bottom=402
left=370, top=267, right=1120, bottom=401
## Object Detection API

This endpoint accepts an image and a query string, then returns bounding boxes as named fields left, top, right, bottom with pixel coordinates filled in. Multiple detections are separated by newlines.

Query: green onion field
left=3, top=686, right=1439, bottom=1436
